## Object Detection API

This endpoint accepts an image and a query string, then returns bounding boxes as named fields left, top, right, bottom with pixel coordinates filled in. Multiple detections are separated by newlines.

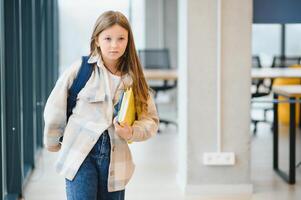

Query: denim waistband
left=90, top=130, right=111, bottom=158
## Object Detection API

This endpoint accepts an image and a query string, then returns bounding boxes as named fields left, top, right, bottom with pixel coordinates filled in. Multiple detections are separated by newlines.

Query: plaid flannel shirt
left=43, top=54, right=159, bottom=192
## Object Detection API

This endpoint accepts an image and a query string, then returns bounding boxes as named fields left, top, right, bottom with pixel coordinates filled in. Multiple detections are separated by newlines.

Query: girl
left=43, top=11, right=159, bottom=200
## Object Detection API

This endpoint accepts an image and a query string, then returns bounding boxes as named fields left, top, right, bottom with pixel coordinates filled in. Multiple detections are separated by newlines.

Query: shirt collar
left=88, top=53, right=133, bottom=86
left=87, top=53, right=103, bottom=68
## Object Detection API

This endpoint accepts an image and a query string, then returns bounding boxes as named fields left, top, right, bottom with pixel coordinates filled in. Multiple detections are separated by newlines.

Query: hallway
left=23, top=102, right=301, bottom=200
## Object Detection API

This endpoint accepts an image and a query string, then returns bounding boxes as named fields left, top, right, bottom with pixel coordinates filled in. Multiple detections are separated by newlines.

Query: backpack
left=58, top=56, right=93, bottom=143
left=66, top=56, right=93, bottom=121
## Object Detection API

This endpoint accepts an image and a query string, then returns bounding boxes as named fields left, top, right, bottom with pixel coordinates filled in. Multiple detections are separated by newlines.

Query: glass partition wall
left=0, top=0, right=59, bottom=199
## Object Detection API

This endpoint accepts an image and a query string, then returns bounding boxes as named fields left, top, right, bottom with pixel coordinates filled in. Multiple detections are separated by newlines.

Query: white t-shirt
left=108, top=72, right=121, bottom=99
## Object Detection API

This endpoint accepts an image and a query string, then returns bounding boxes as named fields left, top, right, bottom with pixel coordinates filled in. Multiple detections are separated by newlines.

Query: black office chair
left=271, top=55, right=301, bottom=68
left=138, top=49, right=177, bottom=127
left=138, top=49, right=177, bottom=94
left=251, top=56, right=273, bottom=134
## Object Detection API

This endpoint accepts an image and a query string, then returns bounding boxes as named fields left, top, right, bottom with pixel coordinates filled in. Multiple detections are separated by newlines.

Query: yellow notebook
left=117, top=87, right=136, bottom=126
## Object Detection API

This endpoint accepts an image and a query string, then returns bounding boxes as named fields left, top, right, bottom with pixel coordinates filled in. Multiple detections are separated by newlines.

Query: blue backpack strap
left=113, top=91, right=124, bottom=119
left=66, top=56, right=93, bottom=121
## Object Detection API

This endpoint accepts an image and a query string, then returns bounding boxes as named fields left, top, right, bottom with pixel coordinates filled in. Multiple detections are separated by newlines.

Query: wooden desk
left=272, top=85, right=301, bottom=184
left=273, top=85, right=301, bottom=97
left=144, top=68, right=301, bottom=80
left=252, top=68, right=301, bottom=79
left=143, top=69, right=177, bottom=81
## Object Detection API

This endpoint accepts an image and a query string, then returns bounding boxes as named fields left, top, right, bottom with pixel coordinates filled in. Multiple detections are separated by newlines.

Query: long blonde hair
left=90, top=11, right=149, bottom=114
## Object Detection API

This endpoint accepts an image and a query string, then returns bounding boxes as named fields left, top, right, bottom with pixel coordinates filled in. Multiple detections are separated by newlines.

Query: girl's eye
left=119, top=37, right=125, bottom=40
left=105, top=37, right=111, bottom=41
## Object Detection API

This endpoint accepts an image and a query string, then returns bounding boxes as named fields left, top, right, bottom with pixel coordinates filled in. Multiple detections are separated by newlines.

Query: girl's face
left=96, top=24, right=128, bottom=65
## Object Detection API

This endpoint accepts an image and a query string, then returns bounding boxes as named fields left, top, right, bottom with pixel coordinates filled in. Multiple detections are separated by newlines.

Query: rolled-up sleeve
left=129, top=93, right=159, bottom=142
left=43, top=60, right=80, bottom=152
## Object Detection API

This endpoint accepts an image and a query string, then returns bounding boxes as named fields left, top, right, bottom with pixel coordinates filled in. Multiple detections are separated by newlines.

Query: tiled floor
left=23, top=98, right=301, bottom=200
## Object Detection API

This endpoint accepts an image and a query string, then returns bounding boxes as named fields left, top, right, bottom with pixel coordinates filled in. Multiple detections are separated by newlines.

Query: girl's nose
left=111, top=40, right=118, bottom=48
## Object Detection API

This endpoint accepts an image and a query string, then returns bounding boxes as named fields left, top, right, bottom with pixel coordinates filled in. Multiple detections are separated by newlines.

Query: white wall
left=145, top=0, right=164, bottom=48
left=58, top=0, right=131, bottom=72
left=144, top=0, right=178, bottom=68
left=131, top=0, right=146, bottom=50
left=164, top=0, right=178, bottom=68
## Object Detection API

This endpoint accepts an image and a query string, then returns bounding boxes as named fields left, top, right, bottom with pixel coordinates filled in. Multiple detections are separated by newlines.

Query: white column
left=177, top=0, right=253, bottom=197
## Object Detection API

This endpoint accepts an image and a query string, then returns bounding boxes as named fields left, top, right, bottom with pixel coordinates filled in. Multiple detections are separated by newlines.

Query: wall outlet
left=203, top=152, right=235, bottom=166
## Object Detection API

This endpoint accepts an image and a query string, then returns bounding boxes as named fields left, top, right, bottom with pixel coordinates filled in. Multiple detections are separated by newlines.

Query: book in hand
left=117, top=87, right=136, bottom=126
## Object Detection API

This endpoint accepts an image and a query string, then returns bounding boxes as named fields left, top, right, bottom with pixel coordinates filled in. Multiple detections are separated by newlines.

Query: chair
left=251, top=56, right=273, bottom=133
left=138, top=49, right=177, bottom=127
left=271, top=56, right=301, bottom=68
left=138, top=49, right=177, bottom=94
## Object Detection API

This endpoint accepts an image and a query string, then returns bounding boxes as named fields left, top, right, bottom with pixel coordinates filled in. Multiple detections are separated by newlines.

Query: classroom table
left=252, top=68, right=301, bottom=79
left=272, top=85, right=301, bottom=184
left=143, top=69, right=178, bottom=81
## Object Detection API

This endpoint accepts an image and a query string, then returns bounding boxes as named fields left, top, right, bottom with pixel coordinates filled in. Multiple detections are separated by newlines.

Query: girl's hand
left=113, top=118, right=133, bottom=141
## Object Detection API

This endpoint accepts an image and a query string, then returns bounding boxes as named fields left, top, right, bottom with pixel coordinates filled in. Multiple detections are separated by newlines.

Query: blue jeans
left=65, top=130, right=125, bottom=200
